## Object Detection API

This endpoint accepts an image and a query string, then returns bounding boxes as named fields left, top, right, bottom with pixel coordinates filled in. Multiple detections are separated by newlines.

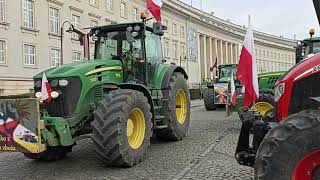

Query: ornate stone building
left=0, top=0, right=296, bottom=95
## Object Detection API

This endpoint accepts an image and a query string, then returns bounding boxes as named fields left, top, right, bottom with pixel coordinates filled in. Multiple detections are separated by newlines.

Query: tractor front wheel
left=156, top=72, right=191, bottom=141
left=23, top=145, right=73, bottom=161
left=254, top=110, right=320, bottom=180
left=203, top=88, right=216, bottom=111
left=92, top=89, right=152, bottom=167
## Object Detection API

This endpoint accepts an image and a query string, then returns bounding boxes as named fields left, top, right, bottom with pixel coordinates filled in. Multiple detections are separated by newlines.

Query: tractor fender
left=118, top=83, right=155, bottom=123
left=161, top=66, right=188, bottom=89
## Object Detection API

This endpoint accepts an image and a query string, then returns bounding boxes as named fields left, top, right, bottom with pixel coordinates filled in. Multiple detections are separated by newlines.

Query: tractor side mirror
left=153, top=22, right=164, bottom=36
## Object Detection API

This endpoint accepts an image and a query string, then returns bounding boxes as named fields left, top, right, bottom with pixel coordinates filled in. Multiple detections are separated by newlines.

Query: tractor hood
left=33, top=59, right=123, bottom=79
left=277, top=53, right=320, bottom=84
left=218, top=77, right=230, bottom=83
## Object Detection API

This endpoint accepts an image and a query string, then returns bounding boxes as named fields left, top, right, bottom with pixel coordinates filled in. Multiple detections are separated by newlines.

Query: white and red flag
left=230, top=72, right=237, bottom=107
left=41, top=73, right=52, bottom=103
left=236, top=16, right=259, bottom=108
left=147, top=0, right=163, bottom=21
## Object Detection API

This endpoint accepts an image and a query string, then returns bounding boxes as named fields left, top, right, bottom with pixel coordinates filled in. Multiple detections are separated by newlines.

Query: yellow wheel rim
left=252, top=102, right=274, bottom=116
left=127, top=108, right=146, bottom=149
left=176, top=89, right=187, bottom=125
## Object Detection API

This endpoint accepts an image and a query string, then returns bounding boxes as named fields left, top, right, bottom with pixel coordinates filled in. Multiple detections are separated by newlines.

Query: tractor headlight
left=34, top=80, right=41, bottom=88
left=58, top=79, right=69, bottom=87
left=275, top=83, right=285, bottom=102
left=35, top=92, right=42, bottom=99
left=51, top=91, right=60, bottom=99
left=50, top=79, right=59, bottom=87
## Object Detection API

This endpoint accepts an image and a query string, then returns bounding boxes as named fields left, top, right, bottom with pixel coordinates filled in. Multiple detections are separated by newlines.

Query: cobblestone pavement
left=0, top=107, right=253, bottom=180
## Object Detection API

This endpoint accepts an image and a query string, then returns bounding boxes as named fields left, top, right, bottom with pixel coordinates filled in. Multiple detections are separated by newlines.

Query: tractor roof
left=90, top=22, right=153, bottom=34
left=303, top=37, right=320, bottom=42
left=219, top=64, right=237, bottom=68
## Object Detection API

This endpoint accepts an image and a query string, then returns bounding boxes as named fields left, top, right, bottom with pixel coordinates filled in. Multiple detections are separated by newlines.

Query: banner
left=0, top=98, right=42, bottom=153
left=213, top=83, right=228, bottom=105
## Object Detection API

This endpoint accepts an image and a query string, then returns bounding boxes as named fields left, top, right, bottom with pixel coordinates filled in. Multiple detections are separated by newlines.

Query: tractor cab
left=296, top=29, right=320, bottom=63
left=216, top=64, right=238, bottom=83
left=90, top=22, right=164, bottom=85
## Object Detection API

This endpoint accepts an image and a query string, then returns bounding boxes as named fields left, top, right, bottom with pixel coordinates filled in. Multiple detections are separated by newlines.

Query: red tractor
left=235, top=0, right=320, bottom=179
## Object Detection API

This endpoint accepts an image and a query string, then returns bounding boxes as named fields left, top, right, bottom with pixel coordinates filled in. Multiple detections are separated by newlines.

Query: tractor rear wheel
left=254, top=110, right=320, bottom=180
left=23, top=145, right=73, bottom=161
left=203, top=88, right=216, bottom=110
left=252, top=93, right=275, bottom=117
left=156, top=72, right=191, bottom=141
left=92, top=89, right=152, bottom=167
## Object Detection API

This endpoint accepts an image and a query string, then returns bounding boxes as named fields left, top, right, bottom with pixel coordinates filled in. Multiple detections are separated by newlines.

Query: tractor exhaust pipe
left=70, top=25, right=90, bottom=60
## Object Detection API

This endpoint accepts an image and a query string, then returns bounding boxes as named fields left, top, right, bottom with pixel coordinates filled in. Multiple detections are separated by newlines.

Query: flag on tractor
left=41, top=73, right=52, bottom=103
left=147, top=0, right=163, bottom=21
left=209, top=57, right=218, bottom=72
left=230, top=72, right=237, bottom=107
left=236, top=16, right=259, bottom=108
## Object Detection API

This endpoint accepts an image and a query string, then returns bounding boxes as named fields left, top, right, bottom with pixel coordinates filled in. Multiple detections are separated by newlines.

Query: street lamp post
left=61, top=21, right=73, bottom=66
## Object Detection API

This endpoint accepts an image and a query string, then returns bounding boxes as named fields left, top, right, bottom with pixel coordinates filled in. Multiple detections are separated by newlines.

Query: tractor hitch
left=235, top=108, right=276, bottom=167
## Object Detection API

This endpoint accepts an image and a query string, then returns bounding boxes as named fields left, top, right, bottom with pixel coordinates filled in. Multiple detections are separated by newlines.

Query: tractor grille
left=289, top=73, right=320, bottom=115
left=36, top=77, right=82, bottom=117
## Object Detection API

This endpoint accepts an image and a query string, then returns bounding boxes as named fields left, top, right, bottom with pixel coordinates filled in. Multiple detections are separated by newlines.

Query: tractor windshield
left=94, top=30, right=142, bottom=60
left=219, top=66, right=237, bottom=79
left=305, top=41, right=320, bottom=58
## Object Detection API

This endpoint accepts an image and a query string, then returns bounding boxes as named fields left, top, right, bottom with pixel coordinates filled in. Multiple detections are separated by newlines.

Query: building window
left=173, top=43, right=178, bottom=59
left=0, top=40, right=6, bottom=64
left=49, top=7, right=59, bottom=34
left=50, top=48, right=60, bottom=67
left=106, top=0, right=113, bottom=12
left=164, top=41, right=169, bottom=57
left=23, top=44, right=36, bottom=66
left=90, top=20, right=98, bottom=27
left=0, top=89, right=4, bottom=95
left=172, top=23, right=177, bottom=35
left=0, top=0, right=5, bottom=22
left=181, top=44, right=185, bottom=56
left=180, top=26, right=185, bottom=38
left=133, top=7, right=139, bottom=21
left=89, top=0, right=98, bottom=7
left=120, top=2, right=126, bottom=18
left=23, top=0, right=35, bottom=29
left=71, top=14, right=80, bottom=39
left=73, top=51, right=82, bottom=62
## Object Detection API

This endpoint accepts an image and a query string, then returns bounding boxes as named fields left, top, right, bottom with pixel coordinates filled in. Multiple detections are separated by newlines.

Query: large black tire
left=156, top=72, right=191, bottom=141
left=92, top=89, right=152, bottom=167
left=23, top=146, right=73, bottom=161
left=254, top=110, right=320, bottom=180
left=203, top=88, right=216, bottom=111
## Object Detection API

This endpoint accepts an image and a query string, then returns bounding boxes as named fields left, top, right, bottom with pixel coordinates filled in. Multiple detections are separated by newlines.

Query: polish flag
left=147, top=0, right=163, bottom=21
left=41, top=73, right=52, bottom=103
left=236, top=16, right=259, bottom=108
left=230, top=72, right=237, bottom=107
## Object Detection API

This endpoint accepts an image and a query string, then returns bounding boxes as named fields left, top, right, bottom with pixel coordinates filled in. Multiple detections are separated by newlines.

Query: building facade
left=0, top=0, right=296, bottom=95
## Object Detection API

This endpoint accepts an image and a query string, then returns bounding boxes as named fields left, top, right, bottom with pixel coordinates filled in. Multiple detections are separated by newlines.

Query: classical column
left=220, top=40, right=224, bottom=64
left=230, top=43, right=234, bottom=64
left=197, top=33, right=202, bottom=82
left=225, top=42, right=229, bottom=64
left=203, top=35, right=207, bottom=79
left=208, top=37, right=213, bottom=78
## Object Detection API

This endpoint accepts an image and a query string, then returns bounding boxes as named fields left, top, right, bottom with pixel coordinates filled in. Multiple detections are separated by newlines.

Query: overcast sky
left=179, top=0, right=319, bottom=40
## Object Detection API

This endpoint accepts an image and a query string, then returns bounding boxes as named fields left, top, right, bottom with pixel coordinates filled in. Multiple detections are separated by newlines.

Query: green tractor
left=203, top=64, right=283, bottom=116
left=0, top=18, right=190, bottom=167
left=203, top=64, right=237, bottom=110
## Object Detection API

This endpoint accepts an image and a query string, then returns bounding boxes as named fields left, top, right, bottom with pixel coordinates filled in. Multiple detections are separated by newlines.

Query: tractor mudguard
left=161, top=66, right=188, bottom=89
left=310, top=96, right=320, bottom=104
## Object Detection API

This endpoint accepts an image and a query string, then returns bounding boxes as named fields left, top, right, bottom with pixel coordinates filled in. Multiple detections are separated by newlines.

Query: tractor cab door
left=145, top=31, right=163, bottom=85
